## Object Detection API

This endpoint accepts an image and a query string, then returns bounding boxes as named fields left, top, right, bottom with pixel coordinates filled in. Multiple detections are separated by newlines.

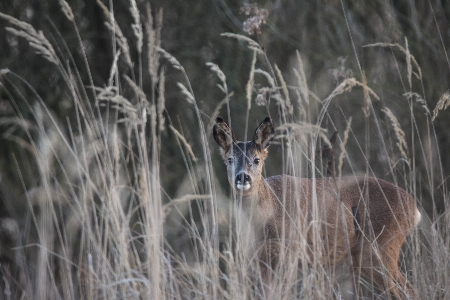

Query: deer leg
left=257, top=241, right=298, bottom=300
left=354, top=236, right=416, bottom=300
left=256, top=241, right=279, bottom=299
left=376, top=233, right=419, bottom=300
left=375, top=253, right=418, bottom=300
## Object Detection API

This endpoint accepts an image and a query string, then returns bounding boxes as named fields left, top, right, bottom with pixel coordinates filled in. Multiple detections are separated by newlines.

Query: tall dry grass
left=0, top=1, right=449, bottom=299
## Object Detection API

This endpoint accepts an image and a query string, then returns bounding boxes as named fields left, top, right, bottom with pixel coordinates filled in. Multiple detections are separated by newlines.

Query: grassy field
left=0, top=0, right=449, bottom=299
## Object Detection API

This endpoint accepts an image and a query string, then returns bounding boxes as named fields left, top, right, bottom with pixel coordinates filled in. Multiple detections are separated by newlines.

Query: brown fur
left=213, top=117, right=421, bottom=299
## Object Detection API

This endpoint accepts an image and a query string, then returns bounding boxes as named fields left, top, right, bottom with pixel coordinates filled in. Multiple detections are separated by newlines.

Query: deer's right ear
left=213, top=117, right=236, bottom=154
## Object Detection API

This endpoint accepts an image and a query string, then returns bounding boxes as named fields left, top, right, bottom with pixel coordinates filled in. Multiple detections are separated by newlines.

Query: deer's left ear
left=253, top=117, right=275, bottom=151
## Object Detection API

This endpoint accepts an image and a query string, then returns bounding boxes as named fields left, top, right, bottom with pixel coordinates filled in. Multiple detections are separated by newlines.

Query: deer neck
left=237, top=176, right=274, bottom=226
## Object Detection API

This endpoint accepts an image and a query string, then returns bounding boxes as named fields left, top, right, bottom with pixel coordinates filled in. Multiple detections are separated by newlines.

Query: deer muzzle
left=235, top=173, right=251, bottom=191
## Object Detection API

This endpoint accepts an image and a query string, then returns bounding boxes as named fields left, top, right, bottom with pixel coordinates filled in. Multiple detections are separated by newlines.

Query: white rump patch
left=414, top=208, right=422, bottom=227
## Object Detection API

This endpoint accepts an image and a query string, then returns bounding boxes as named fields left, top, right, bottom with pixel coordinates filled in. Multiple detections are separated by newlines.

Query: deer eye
left=254, top=158, right=260, bottom=165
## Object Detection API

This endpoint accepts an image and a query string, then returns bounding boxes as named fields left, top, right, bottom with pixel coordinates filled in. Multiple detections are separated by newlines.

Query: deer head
left=213, top=117, right=275, bottom=196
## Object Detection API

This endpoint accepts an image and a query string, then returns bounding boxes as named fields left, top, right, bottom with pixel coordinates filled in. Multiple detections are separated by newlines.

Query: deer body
left=213, top=117, right=421, bottom=299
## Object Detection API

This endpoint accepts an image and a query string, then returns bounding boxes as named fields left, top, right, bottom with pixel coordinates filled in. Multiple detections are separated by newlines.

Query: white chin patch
left=236, top=183, right=251, bottom=191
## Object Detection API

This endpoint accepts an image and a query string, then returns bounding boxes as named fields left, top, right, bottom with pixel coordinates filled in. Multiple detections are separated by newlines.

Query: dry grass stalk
left=163, top=194, right=211, bottom=217
left=405, top=37, right=412, bottom=90
left=275, top=64, right=293, bottom=117
left=362, top=71, right=371, bottom=117
left=295, top=50, right=310, bottom=105
left=338, top=117, right=352, bottom=178
left=208, top=92, right=234, bottom=135
left=0, top=117, right=34, bottom=136
left=432, top=90, right=450, bottom=121
left=276, top=122, right=316, bottom=135
left=123, top=75, right=150, bottom=124
left=206, top=62, right=228, bottom=94
left=58, top=0, right=75, bottom=21
left=129, top=0, right=143, bottom=54
left=324, top=77, right=380, bottom=105
left=315, top=78, right=379, bottom=151
left=246, top=50, right=257, bottom=111
left=277, top=122, right=327, bottom=146
left=0, top=68, right=9, bottom=77
left=123, top=74, right=147, bottom=104
left=177, top=82, right=195, bottom=105
left=157, top=47, right=182, bottom=70
left=157, top=68, right=166, bottom=132
left=96, top=0, right=133, bottom=69
left=254, top=68, right=276, bottom=106
left=108, top=50, right=121, bottom=86
left=293, top=61, right=318, bottom=120
left=255, top=68, right=276, bottom=88
left=404, top=92, right=430, bottom=116
left=293, top=89, right=306, bottom=119
left=221, top=32, right=262, bottom=51
left=0, top=13, right=58, bottom=65
left=149, top=103, right=157, bottom=134
left=364, top=42, right=422, bottom=81
left=382, top=107, right=409, bottom=162
left=94, top=86, right=138, bottom=121
left=319, top=78, right=379, bottom=131
left=146, top=3, right=163, bottom=81
left=169, top=125, right=197, bottom=162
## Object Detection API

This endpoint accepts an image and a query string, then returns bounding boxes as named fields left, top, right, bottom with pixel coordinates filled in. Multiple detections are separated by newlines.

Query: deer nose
left=235, top=173, right=251, bottom=190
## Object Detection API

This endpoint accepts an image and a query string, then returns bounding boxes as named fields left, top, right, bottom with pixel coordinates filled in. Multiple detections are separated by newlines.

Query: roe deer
left=213, top=116, right=421, bottom=299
